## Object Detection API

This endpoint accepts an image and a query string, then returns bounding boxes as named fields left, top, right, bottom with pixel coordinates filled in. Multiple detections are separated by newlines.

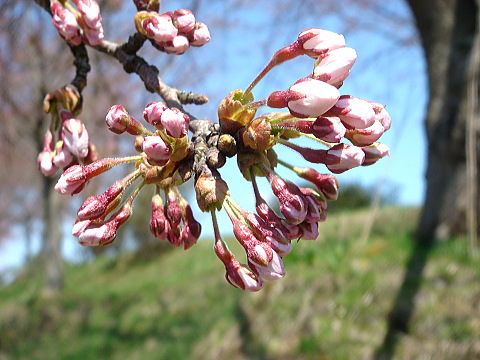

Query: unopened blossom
left=312, top=47, right=357, bottom=86
left=142, top=13, right=178, bottom=43
left=38, top=130, right=58, bottom=176
left=52, top=141, right=74, bottom=169
left=325, top=95, right=376, bottom=129
left=62, top=118, right=90, bottom=158
left=370, top=102, right=392, bottom=131
left=362, top=143, right=391, bottom=166
left=172, top=9, right=196, bottom=33
left=150, top=194, right=170, bottom=240
left=143, top=101, right=168, bottom=128
left=188, top=22, right=210, bottom=46
left=267, top=78, right=340, bottom=118
left=298, top=221, right=319, bottom=240
left=55, top=165, right=88, bottom=194
left=160, top=108, right=189, bottom=138
left=106, top=105, right=147, bottom=135
left=297, top=28, right=346, bottom=58
left=293, top=167, right=339, bottom=200
left=77, top=182, right=124, bottom=220
left=311, top=116, right=346, bottom=143
left=267, top=174, right=308, bottom=225
left=163, top=34, right=190, bottom=54
left=179, top=202, right=201, bottom=250
left=232, top=221, right=285, bottom=281
left=345, top=120, right=385, bottom=147
left=214, top=237, right=264, bottom=291
left=74, top=0, right=101, bottom=29
left=142, top=135, right=172, bottom=164
left=325, top=143, right=365, bottom=174
left=51, top=2, right=82, bottom=45
left=300, top=188, right=326, bottom=223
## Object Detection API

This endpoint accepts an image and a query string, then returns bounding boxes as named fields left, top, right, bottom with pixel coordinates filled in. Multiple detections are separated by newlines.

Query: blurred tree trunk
left=407, top=0, right=480, bottom=242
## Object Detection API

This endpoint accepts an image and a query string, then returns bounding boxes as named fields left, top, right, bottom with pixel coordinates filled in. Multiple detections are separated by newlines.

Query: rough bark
left=407, top=0, right=480, bottom=242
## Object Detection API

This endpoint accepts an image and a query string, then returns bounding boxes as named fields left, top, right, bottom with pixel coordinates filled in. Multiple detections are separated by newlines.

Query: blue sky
left=1, top=0, right=427, bottom=276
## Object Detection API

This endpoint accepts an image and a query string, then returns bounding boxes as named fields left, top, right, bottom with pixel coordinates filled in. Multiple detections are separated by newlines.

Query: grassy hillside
left=1, top=207, right=479, bottom=360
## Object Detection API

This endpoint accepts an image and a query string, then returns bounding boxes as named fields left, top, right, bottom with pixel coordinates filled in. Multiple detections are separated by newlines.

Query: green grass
left=1, top=207, right=479, bottom=360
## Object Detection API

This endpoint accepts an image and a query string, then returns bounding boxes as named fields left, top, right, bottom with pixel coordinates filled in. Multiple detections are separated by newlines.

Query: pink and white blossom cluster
left=136, top=9, right=210, bottom=55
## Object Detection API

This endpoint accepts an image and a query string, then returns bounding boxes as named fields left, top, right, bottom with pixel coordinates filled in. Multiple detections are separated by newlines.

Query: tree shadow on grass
left=373, top=236, right=435, bottom=360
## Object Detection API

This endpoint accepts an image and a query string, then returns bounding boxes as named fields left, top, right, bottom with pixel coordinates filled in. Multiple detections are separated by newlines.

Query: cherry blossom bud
left=267, top=78, right=340, bottom=118
left=143, top=101, right=168, bottom=128
left=180, top=202, right=201, bottom=250
left=370, top=102, right=392, bottom=131
left=297, top=28, right=346, bottom=58
left=325, top=95, right=376, bottom=129
left=345, top=120, right=385, bottom=147
left=55, top=165, right=87, bottom=195
left=362, top=143, right=391, bottom=166
left=52, top=141, right=74, bottom=169
left=300, top=188, right=327, bottom=223
left=312, top=47, right=357, bottom=86
left=326, top=143, right=365, bottom=174
left=142, top=13, right=178, bottom=43
left=51, top=2, right=82, bottom=45
left=165, top=188, right=182, bottom=228
left=77, top=182, right=123, bottom=220
left=150, top=194, right=170, bottom=240
left=214, top=238, right=264, bottom=291
left=294, top=167, right=339, bottom=201
left=106, top=105, right=145, bottom=135
left=160, top=108, right=189, bottom=138
left=172, top=9, right=196, bottom=33
left=142, top=135, right=172, bottom=164
left=299, top=221, right=319, bottom=240
left=188, top=22, right=210, bottom=47
left=38, top=130, right=58, bottom=176
left=75, top=201, right=132, bottom=246
left=267, top=174, right=308, bottom=225
left=232, top=221, right=285, bottom=280
left=55, top=158, right=121, bottom=195
left=311, top=116, right=346, bottom=143
left=62, top=118, right=89, bottom=158
left=74, top=0, right=101, bottom=29
left=164, top=34, right=190, bottom=54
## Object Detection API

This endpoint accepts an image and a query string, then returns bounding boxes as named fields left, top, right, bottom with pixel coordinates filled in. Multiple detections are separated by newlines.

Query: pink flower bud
left=172, top=9, right=196, bottom=33
left=165, top=188, right=182, bottom=228
left=52, top=142, right=74, bottom=169
left=312, top=47, right=357, bottom=86
left=74, top=0, right=102, bottom=29
left=326, top=143, right=365, bottom=174
left=299, top=221, right=319, bottom=240
left=38, top=150, right=58, bottom=176
left=164, top=34, right=190, bottom=54
left=232, top=221, right=285, bottom=280
left=180, top=203, right=201, bottom=250
left=267, top=175, right=308, bottom=225
left=345, top=120, right=385, bottom=147
left=214, top=239, right=264, bottom=291
left=38, top=130, right=58, bottom=176
left=325, top=95, right=376, bottom=129
left=143, top=101, right=168, bottom=128
left=55, top=165, right=88, bottom=195
left=51, top=2, right=82, bottom=45
left=297, top=28, right=345, bottom=58
left=77, top=182, right=123, bottom=220
left=300, top=188, right=327, bottom=223
left=188, top=22, right=210, bottom=46
left=160, top=108, right=189, bottom=138
left=362, top=143, right=391, bottom=166
left=311, top=116, right=346, bottom=143
left=106, top=105, right=144, bottom=135
left=295, top=167, right=339, bottom=201
left=83, top=26, right=104, bottom=46
left=142, top=135, right=172, bottom=164
left=62, top=118, right=90, bottom=158
left=267, top=78, right=340, bottom=118
left=143, top=14, right=178, bottom=43
left=370, top=102, right=392, bottom=131
left=150, top=194, right=170, bottom=240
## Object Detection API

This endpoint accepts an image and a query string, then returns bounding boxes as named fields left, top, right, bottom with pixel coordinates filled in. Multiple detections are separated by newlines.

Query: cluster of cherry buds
left=51, top=0, right=104, bottom=46
left=51, top=25, right=391, bottom=292
left=38, top=86, right=97, bottom=176
left=134, top=8, right=210, bottom=54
